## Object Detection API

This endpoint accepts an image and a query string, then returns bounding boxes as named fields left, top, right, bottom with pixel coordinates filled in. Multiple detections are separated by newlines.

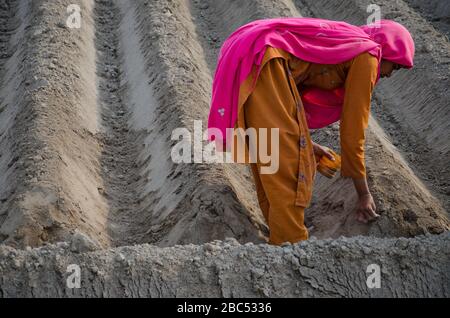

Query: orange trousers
left=232, top=52, right=317, bottom=245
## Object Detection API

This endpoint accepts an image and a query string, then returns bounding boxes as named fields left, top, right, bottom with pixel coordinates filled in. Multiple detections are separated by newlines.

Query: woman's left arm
left=340, top=52, right=380, bottom=222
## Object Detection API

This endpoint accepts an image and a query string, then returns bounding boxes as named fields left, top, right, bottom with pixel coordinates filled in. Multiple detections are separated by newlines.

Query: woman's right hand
left=312, top=142, right=335, bottom=161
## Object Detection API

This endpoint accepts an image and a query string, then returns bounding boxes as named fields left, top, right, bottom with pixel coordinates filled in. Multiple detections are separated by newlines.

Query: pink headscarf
left=207, top=17, right=415, bottom=150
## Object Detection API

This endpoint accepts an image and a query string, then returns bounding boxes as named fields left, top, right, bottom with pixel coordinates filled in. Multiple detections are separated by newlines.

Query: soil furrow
left=0, top=0, right=449, bottom=298
left=93, top=0, right=142, bottom=246
left=0, top=0, right=22, bottom=242
left=107, top=0, right=265, bottom=246
left=404, top=0, right=450, bottom=38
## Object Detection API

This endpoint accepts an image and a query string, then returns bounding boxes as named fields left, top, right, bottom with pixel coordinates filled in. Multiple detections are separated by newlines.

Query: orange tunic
left=236, top=47, right=379, bottom=179
left=288, top=49, right=379, bottom=179
left=232, top=46, right=378, bottom=244
left=233, top=47, right=316, bottom=244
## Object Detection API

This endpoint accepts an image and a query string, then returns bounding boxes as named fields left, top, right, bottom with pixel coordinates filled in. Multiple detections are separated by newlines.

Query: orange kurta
left=288, top=49, right=379, bottom=179
left=232, top=47, right=378, bottom=244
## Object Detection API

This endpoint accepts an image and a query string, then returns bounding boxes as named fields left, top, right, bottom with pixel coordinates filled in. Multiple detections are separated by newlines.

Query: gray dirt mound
left=404, top=0, right=450, bottom=38
left=0, top=0, right=449, bottom=297
left=0, top=0, right=266, bottom=249
left=0, top=233, right=448, bottom=297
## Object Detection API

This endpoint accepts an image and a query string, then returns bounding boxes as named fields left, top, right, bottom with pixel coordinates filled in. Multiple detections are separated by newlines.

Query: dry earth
left=0, top=0, right=449, bottom=297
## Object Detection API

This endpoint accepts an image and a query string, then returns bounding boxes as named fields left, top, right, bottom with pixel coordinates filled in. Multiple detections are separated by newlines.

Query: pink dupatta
left=207, top=17, right=415, bottom=150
